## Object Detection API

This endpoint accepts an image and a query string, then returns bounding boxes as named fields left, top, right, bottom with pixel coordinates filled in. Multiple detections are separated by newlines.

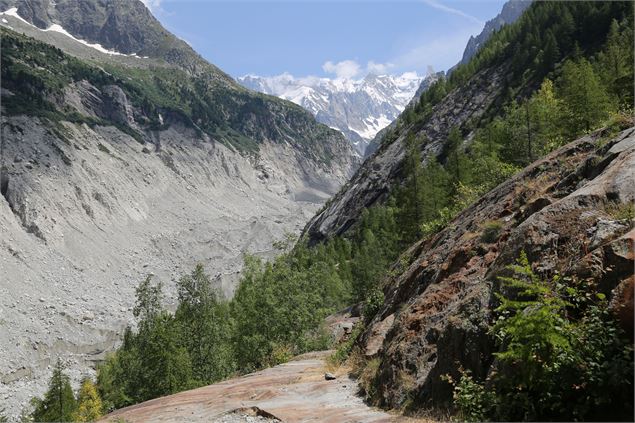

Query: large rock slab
left=360, top=126, right=635, bottom=408
left=101, top=351, right=412, bottom=423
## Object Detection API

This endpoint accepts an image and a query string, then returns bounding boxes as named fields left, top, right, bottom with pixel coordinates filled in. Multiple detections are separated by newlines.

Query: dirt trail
left=102, top=351, right=423, bottom=422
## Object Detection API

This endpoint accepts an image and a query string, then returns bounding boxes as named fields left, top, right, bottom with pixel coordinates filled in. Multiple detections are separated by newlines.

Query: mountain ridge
left=239, top=72, right=426, bottom=154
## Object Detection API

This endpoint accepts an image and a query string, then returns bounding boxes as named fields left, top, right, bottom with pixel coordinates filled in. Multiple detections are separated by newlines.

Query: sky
left=143, top=0, right=508, bottom=79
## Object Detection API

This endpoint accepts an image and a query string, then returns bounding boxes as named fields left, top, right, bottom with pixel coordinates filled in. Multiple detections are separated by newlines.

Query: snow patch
left=0, top=8, right=146, bottom=58
left=239, top=71, right=424, bottom=144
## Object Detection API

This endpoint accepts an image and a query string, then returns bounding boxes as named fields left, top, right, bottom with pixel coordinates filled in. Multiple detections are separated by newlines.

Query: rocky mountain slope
left=365, top=0, right=530, bottom=160
left=360, top=125, right=634, bottom=410
left=455, top=0, right=531, bottom=68
left=0, top=0, right=357, bottom=416
left=303, top=63, right=508, bottom=243
left=299, top=1, right=633, bottom=417
left=0, top=0, right=220, bottom=75
left=239, top=73, right=425, bottom=155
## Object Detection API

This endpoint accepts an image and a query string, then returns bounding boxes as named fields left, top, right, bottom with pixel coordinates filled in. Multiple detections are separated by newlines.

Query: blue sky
left=144, top=0, right=507, bottom=79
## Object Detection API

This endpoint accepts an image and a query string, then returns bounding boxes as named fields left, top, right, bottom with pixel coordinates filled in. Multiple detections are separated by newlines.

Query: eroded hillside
left=0, top=1, right=357, bottom=415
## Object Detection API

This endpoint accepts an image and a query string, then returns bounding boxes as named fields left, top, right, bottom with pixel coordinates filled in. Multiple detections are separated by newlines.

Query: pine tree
left=542, top=29, right=560, bottom=73
left=445, top=127, right=465, bottom=185
left=133, top=275, right=164, bottom=324
left=528, top=79, right=563, bottom=154
left=559, top=59, right=613, bottom=135
left=72, top=378, right=102, bottom=422
left=396, top=134, right=425, bottom=242
left=351, top=228, right=385, bottom=301
left=597, top=18, right=634, bottom=106
left=131, top=277, right=193, bottom=401
left=31, top=359, right=77, bottom=422
left=420, top=156, right=450, bottom=223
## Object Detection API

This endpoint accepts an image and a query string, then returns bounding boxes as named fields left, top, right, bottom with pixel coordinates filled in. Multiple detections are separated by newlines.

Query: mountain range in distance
left=239, top=72, right=427, bottom=155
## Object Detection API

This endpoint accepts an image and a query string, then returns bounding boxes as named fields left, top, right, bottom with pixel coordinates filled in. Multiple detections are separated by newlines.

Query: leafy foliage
left=449, top=253, right=634, bottom=421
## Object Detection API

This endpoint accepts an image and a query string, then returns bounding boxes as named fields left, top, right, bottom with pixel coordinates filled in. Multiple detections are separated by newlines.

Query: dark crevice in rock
left=0, top=165, right=9, bottom=200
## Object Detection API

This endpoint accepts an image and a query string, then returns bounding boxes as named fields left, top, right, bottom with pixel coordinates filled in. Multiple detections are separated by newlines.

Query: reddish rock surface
left=361, top=126, right=635, bottom=408
left=101, top=351, right=425, bottom=422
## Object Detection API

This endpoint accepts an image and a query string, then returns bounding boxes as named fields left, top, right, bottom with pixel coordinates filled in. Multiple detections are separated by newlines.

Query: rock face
left=359, top=127, right=635, bottom=408
left=303, top=65, right=507, bottom=244
left=100, top=351, right=406, bottom=423
left=455, top=0, right=532, bottom=69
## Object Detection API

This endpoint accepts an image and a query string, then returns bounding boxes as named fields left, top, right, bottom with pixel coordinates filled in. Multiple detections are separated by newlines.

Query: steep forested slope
left=292, top=1, right=634, bottom=420
left=304, top=1, right=633, bottom=244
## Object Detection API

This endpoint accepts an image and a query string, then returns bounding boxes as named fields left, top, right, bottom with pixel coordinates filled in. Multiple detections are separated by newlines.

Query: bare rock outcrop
left=361, top=126, right=635, bottom=408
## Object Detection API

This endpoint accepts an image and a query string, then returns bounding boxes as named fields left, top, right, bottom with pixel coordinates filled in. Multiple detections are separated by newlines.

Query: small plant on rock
left=480, top=220, right=503, bottom=243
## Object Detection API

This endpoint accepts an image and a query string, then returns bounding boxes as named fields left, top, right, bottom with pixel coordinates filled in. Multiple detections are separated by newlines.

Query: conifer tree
left=445, top=127, right=464, bottom=184
left=396, top=134, right=425, bottom=242
left=72, top=378, right=102, bottom=422
left=175, top=264, right=234, bottom=384
left=31, top=359, right=77, bottom=422
left=420, top=156, right=450, bottom=223
left=559, top=59, right=613, bottom=135
left=597, top=18, right=634, bottom=106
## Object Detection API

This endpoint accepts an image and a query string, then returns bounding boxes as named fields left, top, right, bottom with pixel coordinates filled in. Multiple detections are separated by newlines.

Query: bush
left=446, top=371, right=494, bottom=422
left=480, top=221, right=503, bottom=243
left=363, top=288, right=385, bottom=324
left=327, top=323, right=364, bottom=367
left=448, top=252, right=634, bottom=421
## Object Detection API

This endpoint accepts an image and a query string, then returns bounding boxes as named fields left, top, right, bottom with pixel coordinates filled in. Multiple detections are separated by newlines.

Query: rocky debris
left=324, top=372, right=336, bottom=381
left=101, top=351, right=410, bottom=423
left=324, top=306, right=361, bottom=344
left=359, top=126, right=635, bottom=409
left=213, top=407, right=281, bottom=423
left=0, top=112, right=355, bottom=418
left=212, top=414, right=277, bottom=423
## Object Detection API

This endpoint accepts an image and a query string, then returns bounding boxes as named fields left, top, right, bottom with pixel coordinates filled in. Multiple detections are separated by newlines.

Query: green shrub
left=363, top=288, right=385, bottom=324
left=480, top=220, right=503, bottom=243
left=448, top=252, right=634, bottom=421
left=328, top=323, right=364, bottom=366
left=446, top=371, right=494, bottom=422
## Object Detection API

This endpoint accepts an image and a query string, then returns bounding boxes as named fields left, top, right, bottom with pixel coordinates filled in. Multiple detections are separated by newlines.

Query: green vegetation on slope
left=381, top=1, right=633, bottom=152
left=0, top=27, right=341, bottom=162
left=449, top=253, right=634, bottom=422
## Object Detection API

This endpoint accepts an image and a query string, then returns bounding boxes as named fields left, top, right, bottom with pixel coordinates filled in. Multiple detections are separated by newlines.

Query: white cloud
left=366, top=60, right=395, bottom=75
left=321, top=59, right=400, bottom=78
left=322, top=60, right=361, bottom=79
left=421, top=0, right=483, bottom=26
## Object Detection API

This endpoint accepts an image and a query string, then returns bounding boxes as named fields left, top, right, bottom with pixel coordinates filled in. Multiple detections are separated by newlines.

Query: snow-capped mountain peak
left=238, top=72, right=423, bottom=154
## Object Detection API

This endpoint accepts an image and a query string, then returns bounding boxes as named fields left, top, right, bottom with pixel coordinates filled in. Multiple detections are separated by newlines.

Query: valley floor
left=101, top=351, right=425, bottom=423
